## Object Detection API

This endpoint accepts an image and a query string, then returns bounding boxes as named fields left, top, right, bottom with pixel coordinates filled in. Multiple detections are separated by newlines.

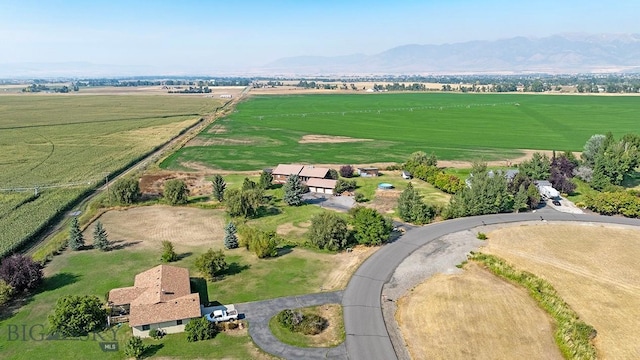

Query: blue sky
left=0, top=0, right=638, bottom=74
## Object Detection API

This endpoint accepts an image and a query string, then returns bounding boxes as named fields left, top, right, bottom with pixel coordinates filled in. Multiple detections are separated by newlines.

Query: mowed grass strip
left=162, top=93, right=640, bottom=171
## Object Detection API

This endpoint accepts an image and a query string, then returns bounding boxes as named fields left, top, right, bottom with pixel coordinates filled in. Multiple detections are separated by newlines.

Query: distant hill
left=262, top=33, right=640, bottom=75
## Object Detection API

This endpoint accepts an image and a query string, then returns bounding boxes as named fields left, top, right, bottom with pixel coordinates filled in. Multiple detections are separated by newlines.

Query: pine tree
left=224, top=221, right=238, bottom=249
left=258, top=170, right=273, bottom=190
left=68, top=217, right=84, bottom=251
left=92, top=221, right=109, bottom=251
left=212, top=175, right=226, bottom=202
left=283, top=174, right=305, bottom=206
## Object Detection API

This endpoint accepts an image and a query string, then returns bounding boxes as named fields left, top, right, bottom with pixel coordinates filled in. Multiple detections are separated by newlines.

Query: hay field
left=0, top=95, right=220, bottom=256
left=480, top=223, right=640, bottom=359
left=396, top=262, right=562, bottom=359
left=162, top=93, right=640, bottom=171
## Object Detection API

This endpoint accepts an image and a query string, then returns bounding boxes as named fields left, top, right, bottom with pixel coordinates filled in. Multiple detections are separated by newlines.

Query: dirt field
left=139, top=171, right=213, bottom=197
left=481, top=223, right=640, bottom=359
left=83, top=205, right=376, bottom=291
left=396, top=261, right=562, bottom=359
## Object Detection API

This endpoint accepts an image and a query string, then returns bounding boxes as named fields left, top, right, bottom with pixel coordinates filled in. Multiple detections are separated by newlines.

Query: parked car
left=552, top=200, right=561, bottom=206
left=205, top=304, right=238, bottom=323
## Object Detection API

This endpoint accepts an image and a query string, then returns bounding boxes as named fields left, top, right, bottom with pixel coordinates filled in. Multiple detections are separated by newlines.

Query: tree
left=225, top=188, right=263, bottom=218
left=68, top=217, right=84, bottom=251
left=224, top=221, right=239, bottom=249
left=185, top=317, right=219, bottom=342
left=212, top=174, right=226, bottom=201
left=307, top=212, right=349, bottom=251
left=334, top=179, right=357, bottom=194
left=327, top=169, right=339, bottom=180
left=444, top=162, right=514, bottom=218
left=581, top=134, right=606, bottom=167
left=349, top=207, right=393, bottom=246
left=164, top=179, right=189, bottom=205
left=526, top=183, right=541, bottom=209
left=518, top=152, right=551, bottom=180
left=195, top=249, right=228, bottom=280
left=513, top=184, right=529, bottom=212
left=0, top=254, right=43, bottom=292
left=590, top=136, right=639, bottom=189
left=48, top=295, right=106, bottom=337
left=258, top=170, right=273, bottom=190
left=238, top=226, right=279, bottom=258
left=161, top=240, right=178, bottom=262
left=397, top=183, right=436, bottom=224
left=0, top=279, right=14, bottom=307
left=92, top=221, right=109, bottom=251
left=405, top=151, right=437, bottom=172
left=283, top=174, right=305, bottom=206
left=242, top=177, right=257, bottom=190
left=123, top=336, right=146, bottom=359
left=339, top=165, right=354, bottom=178
left=110, top=177, right=140, bottom=204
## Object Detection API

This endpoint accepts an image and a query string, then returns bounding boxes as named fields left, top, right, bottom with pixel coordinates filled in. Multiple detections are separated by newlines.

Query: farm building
left=107, top=265, right=202, bottom=338
left=357, top=167, right=379, bottom=177
left=306, top=178, right=338, bottom=195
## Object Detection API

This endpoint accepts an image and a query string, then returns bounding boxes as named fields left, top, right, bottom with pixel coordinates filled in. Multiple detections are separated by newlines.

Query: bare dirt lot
left=396, top=262, right=562, bottom=360
left=482, top=223, right=640, bottom=359
left=139, top=171, right=213, bottom=197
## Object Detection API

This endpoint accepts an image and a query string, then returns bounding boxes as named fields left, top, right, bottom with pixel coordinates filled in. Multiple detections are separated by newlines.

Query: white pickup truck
left=205, top=304, right=238, bottom=323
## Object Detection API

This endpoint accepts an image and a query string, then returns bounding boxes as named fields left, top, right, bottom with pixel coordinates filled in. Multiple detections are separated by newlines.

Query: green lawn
left=268, top=304, right=345, bottom=348
left=161, top=93, right=640, bottom=171
left=353, top=172, right=450, bottom=205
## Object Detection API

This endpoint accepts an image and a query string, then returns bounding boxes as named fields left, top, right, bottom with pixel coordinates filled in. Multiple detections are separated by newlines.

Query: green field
left=0, top=95, right=220, bottom=257
left=161, top=93, right=640, bottom=171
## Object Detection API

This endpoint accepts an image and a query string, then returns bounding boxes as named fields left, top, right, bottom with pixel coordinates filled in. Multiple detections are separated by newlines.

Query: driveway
left=235, top=291, right=347, bottom=360
left=303, top=193, right=355, bottom=212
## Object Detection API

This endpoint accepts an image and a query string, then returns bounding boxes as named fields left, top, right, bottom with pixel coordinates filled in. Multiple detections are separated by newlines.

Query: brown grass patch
left=397, top=262, right=562, bottom=360
left=206, top=124, right=227, bottom=134
left=303, top=304, right=345, bottom=347
left=320, top=245, right=377, bottom=290
left=276, top=221, right=310, bottom=238
left=185, top=137, right=254, bottom=147
left=83, top=205, right=225, bottom=251
left=139, top=171, right=212, bottom=197
left=482, top=223, right=640, bottom=359
left=299, top=134, right=373, bottom=144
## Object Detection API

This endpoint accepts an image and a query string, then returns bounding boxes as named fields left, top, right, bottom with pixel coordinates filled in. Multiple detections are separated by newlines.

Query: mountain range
left=262, top=33, right=640, bottom=75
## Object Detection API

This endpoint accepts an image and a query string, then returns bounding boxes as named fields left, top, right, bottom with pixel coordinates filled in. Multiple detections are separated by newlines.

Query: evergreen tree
left=92, top=221, right=109, bottom=251
left=258, top=170, right=273, bottom=190
left=68, top=217, right=84, bottom=251
left=212, top=175, right=226, bottom=202
left=224, top=221, right=239, bottom=249
left=161, top=241, right=178, bottom=262
left=513, top=184, right=529, bottom=212
left=242, top=177, right=257, bottom=190
left=397, top=183, right=436, bottom=224
left=283, top=174, right=305, bottom=206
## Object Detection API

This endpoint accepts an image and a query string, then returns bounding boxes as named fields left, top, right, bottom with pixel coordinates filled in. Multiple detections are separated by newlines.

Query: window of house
left=142, top=324, right=150, bottom=331
left=176, top=319, right=183, bottom=325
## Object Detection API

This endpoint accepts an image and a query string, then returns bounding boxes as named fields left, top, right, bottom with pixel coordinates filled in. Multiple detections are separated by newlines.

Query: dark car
left=552, top=200, right=561, bottom=206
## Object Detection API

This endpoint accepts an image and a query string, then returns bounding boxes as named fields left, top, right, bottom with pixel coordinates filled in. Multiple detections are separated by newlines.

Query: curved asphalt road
left=342, top=212, right=640, bottom=360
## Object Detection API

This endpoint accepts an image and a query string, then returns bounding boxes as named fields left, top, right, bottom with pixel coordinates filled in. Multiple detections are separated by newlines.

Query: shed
left=357, top=167, right=379, bottom=177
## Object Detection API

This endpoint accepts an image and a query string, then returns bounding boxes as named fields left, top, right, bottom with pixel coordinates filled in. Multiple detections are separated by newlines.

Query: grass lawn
left=162, top=93, right=640, bottom=171
left=353, top=172, right=450, bottom=206
left=268, top=304, right=345, bottom=348
left=565, top=178, right=598, bottom=204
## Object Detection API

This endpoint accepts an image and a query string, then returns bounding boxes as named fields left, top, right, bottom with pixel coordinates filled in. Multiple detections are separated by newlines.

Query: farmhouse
left=356, top=167, right=379, bottom=177
left=271, top=164, right=335, bottom=193
left=107, top=265, right=201, bottom=338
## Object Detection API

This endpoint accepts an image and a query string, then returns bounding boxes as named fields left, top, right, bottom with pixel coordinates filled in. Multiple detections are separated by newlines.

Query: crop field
left=161, top=93, right=640, bottom=171
left=0, top=95, right=221, bottom=257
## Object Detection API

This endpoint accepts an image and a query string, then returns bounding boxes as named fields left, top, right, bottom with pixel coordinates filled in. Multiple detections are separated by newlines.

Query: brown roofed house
left=107, top=265, right=202, bottom=338
left=298, top=166, right=330, bottom=182
left=271, top=164, right=305, bottom=183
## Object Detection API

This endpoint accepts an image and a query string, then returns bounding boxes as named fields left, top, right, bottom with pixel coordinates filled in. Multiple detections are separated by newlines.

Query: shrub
left=164, top=179, right=189, bottom=205
left=148, top=328, right=164, bottom=339
left=334, top=179, right=357, bottom=194
left=48, top=295, right=106, bottom=337
left=185, top=317, right=219, bottom=342
left=195, top=249, right=228, bottom=280
left=0, top=279, right=14, bottom=307
left=327, top=169, right=339, bottom=180
left=354, top=192, right=367, bottom=202
left=339, top=165, right=354, bottom=178
left=225, top=188, right=263, bottom=218
left=238, top=226, right=279, bottom=258
left=161, top=240, right=178, bottom=262
left=111, top=177, right=140, bottom=204
left=0, top=254, right=43, bottom=292
left=307, top=212, right=349, bottom=251
left=123, top=336, right=146, bottom=359
left=476, top=232, right=487, bottom=240
left=275, top=309, right=328, bottom=335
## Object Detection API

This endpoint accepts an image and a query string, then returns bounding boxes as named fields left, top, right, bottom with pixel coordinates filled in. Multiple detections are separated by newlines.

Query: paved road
left=236, top=291, right=347, bottom=360
left=342, top=212, right=640, bottom=360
